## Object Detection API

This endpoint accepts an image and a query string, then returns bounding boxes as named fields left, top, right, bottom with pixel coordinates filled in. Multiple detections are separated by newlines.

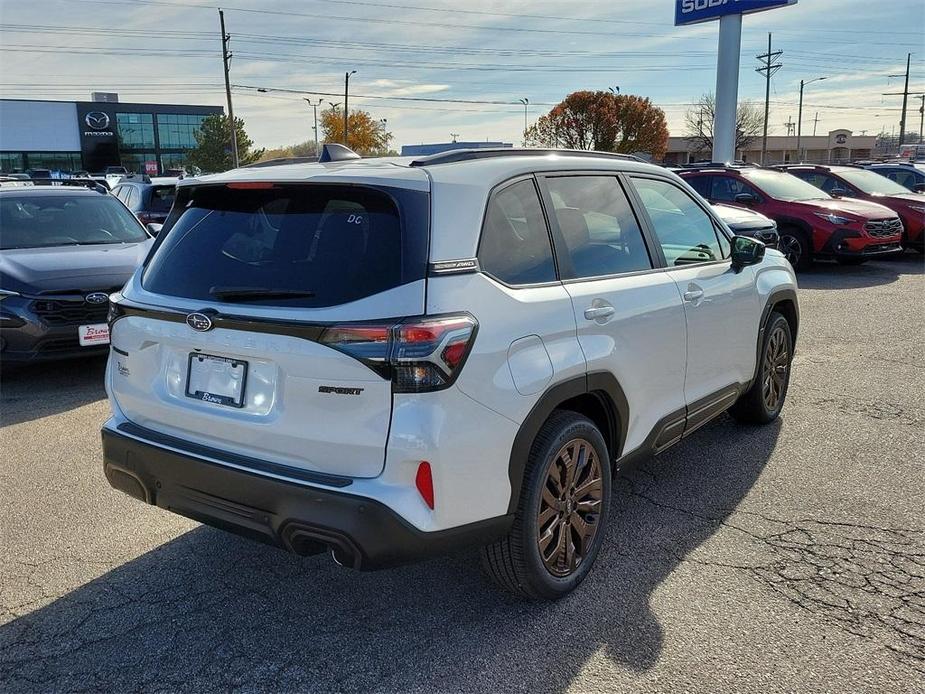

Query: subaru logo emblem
left=186, top=312, right=213, bottom=332
left=84, top=111, right=110, bottom=130
left=85, top=292, right=109, bottom=305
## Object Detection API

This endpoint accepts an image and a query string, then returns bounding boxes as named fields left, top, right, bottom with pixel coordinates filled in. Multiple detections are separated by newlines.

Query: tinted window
left=740, top=169, right=830, bottom=201
left=149, top=185, right=176, bottom=212
left=478, top=179, right=556, bottom=285
left=545, top=176, right=651, bottom=278
left=685, top=175, right=712, bottom=198
left=0, top=194, right=148, bottom=249
left=710, top=175, right=760, bottom=202
left=143, top=184, right=428, bottom=308
left=789, top=171, right=846, bottom=195
left=632, top=177, right=726, bottom=266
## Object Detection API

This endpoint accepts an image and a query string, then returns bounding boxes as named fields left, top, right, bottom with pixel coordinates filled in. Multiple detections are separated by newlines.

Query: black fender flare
left=504, top=371, right=629, bottom=514
left=752, top=287, right=799, bottom=384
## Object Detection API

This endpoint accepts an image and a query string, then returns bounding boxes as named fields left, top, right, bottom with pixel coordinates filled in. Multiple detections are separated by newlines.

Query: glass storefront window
left=156, top=113, right=207, bottom=149
left=159, top=152, right=187, bottom=172
left=117, top=113, right=156, bottom=150
left=1, top=152, right=82, bottom=173
left=119, top=152, right=158, bottom=174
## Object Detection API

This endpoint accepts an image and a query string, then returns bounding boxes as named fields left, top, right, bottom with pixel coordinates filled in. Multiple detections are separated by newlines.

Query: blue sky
left=0, top=0, right=922, bottom=149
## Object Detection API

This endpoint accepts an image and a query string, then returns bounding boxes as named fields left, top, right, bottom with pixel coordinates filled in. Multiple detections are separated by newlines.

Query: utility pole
left=218, top=9, right=239, bottom=168
left=303, top=97, right=323, bottom=157
left=755, top=33, right=783, bottom=165
left=899, top=53, right=911, bottom=146
left=812, top=112, right=819, bottom=136
left=343, top=70, right=356, bottom=147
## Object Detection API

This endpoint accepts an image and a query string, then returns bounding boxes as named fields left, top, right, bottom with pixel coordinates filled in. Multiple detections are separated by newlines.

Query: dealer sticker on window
left=78, top=323, right=110, bottom=347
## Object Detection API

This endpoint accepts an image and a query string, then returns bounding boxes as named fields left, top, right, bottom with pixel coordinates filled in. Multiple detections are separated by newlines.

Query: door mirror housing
left=830, top=187, right=850, bottom=198
left=146, top=223, right=163, bottom=236
left=734, top=192, right=758, bottom=204
left=730, top=235, right=765, bottom=271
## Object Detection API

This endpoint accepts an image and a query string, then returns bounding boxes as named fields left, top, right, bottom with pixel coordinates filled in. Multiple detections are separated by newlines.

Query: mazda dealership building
left=0, top=95, right=223, bottom=174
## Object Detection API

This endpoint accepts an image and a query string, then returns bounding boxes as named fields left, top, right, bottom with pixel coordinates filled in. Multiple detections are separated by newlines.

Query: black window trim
left=475, top=173, right=563, bottom=290
left=534, top=170, right=660, bottom=283
left=628, top=172, right=734, bottom=271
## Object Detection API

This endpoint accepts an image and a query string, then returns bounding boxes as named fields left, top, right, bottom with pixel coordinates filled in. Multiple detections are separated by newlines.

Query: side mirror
left=913, top=183, right=925, bottom=193
left=734, top=192, right=758, bottom=204
left=731, top=235, right=765, bottom=271
left=830, top=187, right=853, bottom=198
left=146, top=223, right=163, bottom=236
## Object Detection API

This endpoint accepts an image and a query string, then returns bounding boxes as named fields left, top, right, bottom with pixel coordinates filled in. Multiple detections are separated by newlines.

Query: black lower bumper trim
left=101, top=425, right=512, bottom=570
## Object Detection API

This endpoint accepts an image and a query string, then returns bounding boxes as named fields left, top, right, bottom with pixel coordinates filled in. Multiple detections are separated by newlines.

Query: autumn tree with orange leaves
left=321, top=107, right=393, bottom=156
left=526, top=91, right=669, bottom=160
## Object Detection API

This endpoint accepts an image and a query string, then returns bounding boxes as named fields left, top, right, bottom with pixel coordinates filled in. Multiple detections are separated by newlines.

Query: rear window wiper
left=209, top=286, right=316, bottom=301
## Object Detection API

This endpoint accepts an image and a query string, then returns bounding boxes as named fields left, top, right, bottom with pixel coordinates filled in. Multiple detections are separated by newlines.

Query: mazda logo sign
left=85, top=292, right=109, bottom=305
left=85, top=111, right=111, bottom=130
left=186, top=312, right=214, bottom=332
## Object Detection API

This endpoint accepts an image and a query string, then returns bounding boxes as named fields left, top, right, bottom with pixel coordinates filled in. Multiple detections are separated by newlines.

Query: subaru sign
left=675, top=0, right=797, bottom=26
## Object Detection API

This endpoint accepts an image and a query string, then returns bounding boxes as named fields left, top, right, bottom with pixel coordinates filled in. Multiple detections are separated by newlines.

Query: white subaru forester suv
left=102, top=146, right=798, bottom=599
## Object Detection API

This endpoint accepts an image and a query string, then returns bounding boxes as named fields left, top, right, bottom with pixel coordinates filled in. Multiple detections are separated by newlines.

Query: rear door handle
left=584, top=305, right=615, bottom=321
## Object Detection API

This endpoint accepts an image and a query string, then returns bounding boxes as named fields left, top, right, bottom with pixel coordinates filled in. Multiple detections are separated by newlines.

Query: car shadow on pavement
left=0, top=357, right=107, bottom=427
left=797, top=252, right=924, bottom=290
left=0, top=415, right=781, bottom=692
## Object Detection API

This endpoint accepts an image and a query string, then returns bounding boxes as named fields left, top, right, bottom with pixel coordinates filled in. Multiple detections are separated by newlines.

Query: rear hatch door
left=109, top=180, right=429, bottom=479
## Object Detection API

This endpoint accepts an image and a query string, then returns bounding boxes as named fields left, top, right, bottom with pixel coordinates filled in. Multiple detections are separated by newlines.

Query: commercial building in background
left=0, top=95, right=223, bottom=174
left=400, top=141, right=513, bottom=157
left=664, top=129, right=876, bottom=166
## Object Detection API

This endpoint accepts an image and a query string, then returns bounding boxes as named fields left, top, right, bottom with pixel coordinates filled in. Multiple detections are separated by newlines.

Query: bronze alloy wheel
left=763, top=324, right=790, bottom=411
left=537, top=437, right=604, bottom=577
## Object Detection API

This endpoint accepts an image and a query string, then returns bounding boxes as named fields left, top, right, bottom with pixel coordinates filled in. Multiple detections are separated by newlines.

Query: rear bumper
left=101, top=422, right=512, bottom=570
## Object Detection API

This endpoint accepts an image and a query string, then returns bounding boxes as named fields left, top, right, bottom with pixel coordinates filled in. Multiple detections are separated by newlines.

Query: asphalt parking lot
left=1, top=255, right=923, bottom=693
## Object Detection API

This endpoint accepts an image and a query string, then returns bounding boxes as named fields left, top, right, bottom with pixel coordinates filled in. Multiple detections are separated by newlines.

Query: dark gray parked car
left=0, top=186, right=153, bottom=362
left=712, top=202, right=779, bottom=249
left=110, top=176, right=178, bottom=230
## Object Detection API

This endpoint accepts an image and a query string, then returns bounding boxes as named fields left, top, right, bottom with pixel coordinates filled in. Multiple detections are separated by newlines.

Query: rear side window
left=478, top=179, right=556, bottom=285
left=143, top=184, right=428, bottom=308
left=545, top=176, right=651, bottom=278
left=149, top=185, right=175, bottom=212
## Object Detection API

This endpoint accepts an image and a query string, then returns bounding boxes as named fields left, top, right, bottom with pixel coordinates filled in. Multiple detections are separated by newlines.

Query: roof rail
left=408, top=148, right=644, bottom=167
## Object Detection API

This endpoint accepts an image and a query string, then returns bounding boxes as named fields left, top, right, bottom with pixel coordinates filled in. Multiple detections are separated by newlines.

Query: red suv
left=680, top=166, right=903, bottom=270
left=777, top=164, right=925, bottom=253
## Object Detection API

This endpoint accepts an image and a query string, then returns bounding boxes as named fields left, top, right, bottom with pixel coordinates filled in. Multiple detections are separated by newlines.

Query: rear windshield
left=149, top=185, right=176, bottom=212
left=142, top=183, right=429, bottom=308
left=0, top=193, right=148, bottom=249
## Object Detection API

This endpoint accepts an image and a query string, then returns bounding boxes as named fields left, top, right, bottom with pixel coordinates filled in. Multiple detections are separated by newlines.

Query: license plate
left=78, top=323, right=110, bottom=346
left=185, top=353, right=248, bottom=408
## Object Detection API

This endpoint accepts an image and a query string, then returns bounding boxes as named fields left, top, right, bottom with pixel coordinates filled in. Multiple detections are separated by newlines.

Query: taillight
left=319, top=313, right=477, bottom=392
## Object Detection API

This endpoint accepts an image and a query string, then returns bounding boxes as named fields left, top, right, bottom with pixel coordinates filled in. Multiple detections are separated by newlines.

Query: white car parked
left=102, top=146, right=798, bottom=599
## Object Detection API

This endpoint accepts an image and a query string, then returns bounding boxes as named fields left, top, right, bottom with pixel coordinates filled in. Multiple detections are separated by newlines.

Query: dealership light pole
left=797, top=76, right=826, bottom=162
left=303, top=97, right=324, bottom=157
left=518, top=98, right=529, bottom=145
left=218, top=8, right=239, bottom=168
left=344, top=70, right=356, bottom=147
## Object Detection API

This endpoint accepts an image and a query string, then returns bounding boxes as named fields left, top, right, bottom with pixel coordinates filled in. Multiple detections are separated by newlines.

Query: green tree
left=526, top=91, right=669, bottom=159
left=185, top=114, right=265, bottom=172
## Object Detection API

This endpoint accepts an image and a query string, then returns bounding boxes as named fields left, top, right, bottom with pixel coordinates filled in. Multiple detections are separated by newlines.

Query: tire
left=777, top=227, right=811, bottom=271
left=481, top=411, right=611, bottom=600
left=730, top=312, right=793, bottom=425
left=836, top=256, right=867, bottom=266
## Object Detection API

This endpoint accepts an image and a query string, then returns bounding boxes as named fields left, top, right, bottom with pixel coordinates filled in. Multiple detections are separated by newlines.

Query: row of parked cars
left=1, top=156, right=922, bottom=366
